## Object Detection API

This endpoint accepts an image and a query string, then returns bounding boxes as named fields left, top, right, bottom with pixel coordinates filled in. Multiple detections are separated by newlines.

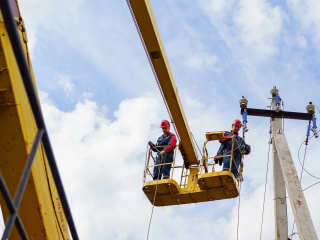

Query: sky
left=5, top=0, right=320, bottom=239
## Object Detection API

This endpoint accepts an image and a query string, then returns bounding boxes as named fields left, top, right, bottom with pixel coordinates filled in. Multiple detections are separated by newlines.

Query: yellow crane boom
left=128, top=0, right=199, bottom=166
left=0, top=0, right=78, bottom=239
left=129, top=0, right=242, bottom=207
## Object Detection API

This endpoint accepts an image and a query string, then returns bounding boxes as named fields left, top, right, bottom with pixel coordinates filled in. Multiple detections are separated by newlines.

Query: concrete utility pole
left=270, top=93, right=288, bottom=240
left=270, top=87, right=318, bottom=240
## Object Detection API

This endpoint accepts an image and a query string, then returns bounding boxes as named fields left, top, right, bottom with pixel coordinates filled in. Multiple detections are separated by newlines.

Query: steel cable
left=191, top=132, right=203, bottom=157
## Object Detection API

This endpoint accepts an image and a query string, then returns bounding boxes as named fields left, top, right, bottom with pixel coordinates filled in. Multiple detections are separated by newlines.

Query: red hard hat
left=160, top=120, right=170, bottom=128
left=232, top=119, right=242, bottom=127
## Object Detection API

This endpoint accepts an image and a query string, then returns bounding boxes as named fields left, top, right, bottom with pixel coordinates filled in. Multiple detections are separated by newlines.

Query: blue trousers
left=222, top=151, right=241, bottom=178
left=153, top=152, right=173, bottom=180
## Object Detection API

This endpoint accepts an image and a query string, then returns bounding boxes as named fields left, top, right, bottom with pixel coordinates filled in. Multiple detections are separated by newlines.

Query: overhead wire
left=236, top=182, right=242, bottom=240
left=303, top=181, right=320, bottom=191
left=297, top=134, right=320, bottom=180
left=146, top=150, right=164, bottom=240
left=259, top=132, right=272, bottom=240
left=291, top=113, right=320, bottom=238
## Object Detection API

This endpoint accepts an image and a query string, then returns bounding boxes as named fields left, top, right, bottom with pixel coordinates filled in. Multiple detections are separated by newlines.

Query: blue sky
left=14, top=0, right=320, bottom=239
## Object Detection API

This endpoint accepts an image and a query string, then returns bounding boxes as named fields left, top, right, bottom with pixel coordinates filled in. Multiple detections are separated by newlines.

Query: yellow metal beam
left=129, top=0, right=199, bottom=165
left=0, top=4, right=71, bottom=239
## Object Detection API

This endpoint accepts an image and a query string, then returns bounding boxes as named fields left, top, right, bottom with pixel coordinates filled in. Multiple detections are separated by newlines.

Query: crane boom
left=128, top=0, right=199, bottom=166
left=0, top=1, right=72, bottom=239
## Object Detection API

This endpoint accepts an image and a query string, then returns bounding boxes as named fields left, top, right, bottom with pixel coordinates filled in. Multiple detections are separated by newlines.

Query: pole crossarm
left=241, top=108, right=312, bottom=120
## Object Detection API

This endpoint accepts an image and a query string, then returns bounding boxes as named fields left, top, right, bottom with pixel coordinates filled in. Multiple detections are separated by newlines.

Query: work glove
left=148, top=141, right=157, bottom=152
left=160, top=150, right=166, bottom=156
left=242, top=144, right=251, bottom=155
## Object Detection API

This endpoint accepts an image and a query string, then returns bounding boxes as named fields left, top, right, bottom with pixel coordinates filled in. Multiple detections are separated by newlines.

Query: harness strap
left=224, top=148, right=239, bottom=152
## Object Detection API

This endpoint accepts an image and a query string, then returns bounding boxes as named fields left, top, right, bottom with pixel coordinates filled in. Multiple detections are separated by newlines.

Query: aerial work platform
left=143, top=171, right=239, bottom=207
left=142, top=131, right=242, bottom=207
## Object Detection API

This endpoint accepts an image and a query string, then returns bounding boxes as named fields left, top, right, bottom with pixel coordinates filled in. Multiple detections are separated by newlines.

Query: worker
left=148, top=120, right=177, bottom=180
left=215, top=119, right=251, bottom=178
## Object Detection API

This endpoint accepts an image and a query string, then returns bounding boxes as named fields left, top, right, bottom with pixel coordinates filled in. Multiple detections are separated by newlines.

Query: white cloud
left=19, top=0, right=155, bottom=95
left=185, top=52, right=220, bottom=72
left=233, top=0, right=286, bottom=56
left=287, top=0, right=320, bottom=45
left=57, top=75, right=74, bottom=96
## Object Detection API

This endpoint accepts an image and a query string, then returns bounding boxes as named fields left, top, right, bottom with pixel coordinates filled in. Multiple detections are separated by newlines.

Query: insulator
left=243, top=111, right=248, bottom=123
left=306, top=125, right=311, bottom=137
left=306, top=102, right=315, bottom=115
left=276, top=95, right=280, bottom=106
left=239, top=97, right=248, bottom=109
left=270, top=86, right=279, bottom=97
left=312, top=117, right=317, bottom=130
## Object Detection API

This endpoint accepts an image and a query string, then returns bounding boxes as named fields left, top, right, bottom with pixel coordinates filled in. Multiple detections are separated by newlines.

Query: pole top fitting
left=239, top=96, right=248, bottom=109
left=306, top=102, right=315, bottom=115
left=270, top=86, right=278, bottom=96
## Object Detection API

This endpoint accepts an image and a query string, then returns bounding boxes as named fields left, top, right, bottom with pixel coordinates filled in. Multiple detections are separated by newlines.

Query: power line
left=237, top=182, right=242, bottom=240
left=303, top=181, right=320, bottom=192
left=297, top=136, right=320, bottom=180
left=259, top=133, right=272, bottom=240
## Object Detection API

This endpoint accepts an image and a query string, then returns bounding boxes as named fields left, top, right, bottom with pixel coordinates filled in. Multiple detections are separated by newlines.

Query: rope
left=236, top=182, right=242, bottom=240
left=191, top=132, right=203, bottom=157
left=126, top=0, right=180, bottom=142
left=146, top=153, right=163, bottom=240
left=259, top=133, right=272, bottom=240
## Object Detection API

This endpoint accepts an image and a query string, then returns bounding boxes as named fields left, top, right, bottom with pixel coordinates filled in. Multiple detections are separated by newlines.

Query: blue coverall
left=151, top=132, right=176, bottom=180
left=217, top=131, right=251, bottom=178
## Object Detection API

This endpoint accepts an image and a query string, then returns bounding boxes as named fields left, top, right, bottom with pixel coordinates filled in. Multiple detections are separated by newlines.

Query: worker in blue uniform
left=148, top=120, right=177, bottom=180
left=216, top=119, right=251, bottom=178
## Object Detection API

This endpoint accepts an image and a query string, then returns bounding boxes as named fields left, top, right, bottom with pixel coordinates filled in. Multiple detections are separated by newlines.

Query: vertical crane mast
left=128, top=0, right=199, bottom=166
